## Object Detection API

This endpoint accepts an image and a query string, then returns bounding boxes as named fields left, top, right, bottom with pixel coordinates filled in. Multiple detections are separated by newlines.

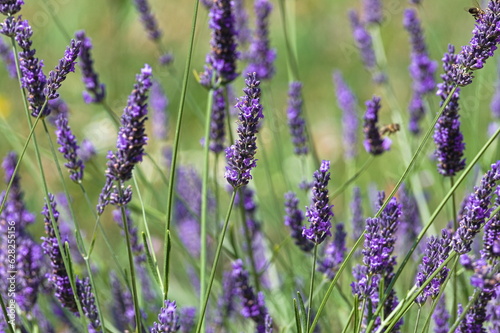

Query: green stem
left=163, top=0, right=200, bottom=300
left=341, top=306, right=355, bottom=333
left=195, top=191, right=237, bottom=333
left=414, top=307, right=422, bottom=333
left=239, top=189, right=261, bottom=292
left=199, top=88, right=214, bottom=332
left=331, top=156, right=375, bottom=199
left=450, top=176, right=458, bottom=323
left=306, top=245, right=318, bottom=330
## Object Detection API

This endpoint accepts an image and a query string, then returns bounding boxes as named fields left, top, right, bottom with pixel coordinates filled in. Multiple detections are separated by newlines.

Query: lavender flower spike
left=77, top=277, right=102, bottom=333
left=433, top=45, right=465, bottom=176
left=318, top=223, right=347, bottom=279
left=232, top=259, right=269, bottom=333
left=55, top=113, right=84, bottom=183
left=433, top=294, right=450, bottom=333
left=209, top=87, right=226, bottom=153
left=133, top=0, right=162, bottom=41
left=225, top=73, right=263, bottom=188
left=333, top=71, right=358, bottom=159
left=151, top=80, right=169, bottom=140
left=151, top=300, right=181, bottom=332
left=245, top=0, right=276, bottom=80
left=106, top=64, right=152, bottom=183
left=284, top=192, right=313, bottom=252
left=403, top=8, right=437, bottom=134
left=303, top=160, right=334, bottom=245
left=0, top=0, right=23, bottom=15
left=363, top=96, right=391, bottom=155
left=286, top=81, right=308, bottom=155
left=349, top=11, right=377, bottom=73
left=41, top=193, right=78, bottom=313
left=453, top=161, right=500, bottom=254
left=0, top=37, right=17, bottom=77
left=453, top=1, right=500, bottom=86
left=75, top=31, right=106, bottom=104
left=482, top=186, right=500, bottom=260
left=45, top=39, right=81, bottom=100
left=363, top=0, right=383, bottom=25
left=200, top=0, right=239, bottom=87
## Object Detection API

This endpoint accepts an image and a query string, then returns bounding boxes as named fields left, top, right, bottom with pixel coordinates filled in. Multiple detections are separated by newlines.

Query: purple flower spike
left=303, top=160, right=334, bottom=245
left=286, top=81, right=308, bottom=155
left=75, top=31, right=106, bottom=104
left=44, top=39, right=81, bottom=100
left=333, top=71, right=358, bottom=159
left=105, top=64, right=152, bottom=183
left=14, top=18, right=49, bottom=117
left=433, top=294, right=450, bottom=333
left=284, top=192, right=314, bottom=252
left=133, top=0, right=162, bottom=41
left=0, top=37, right=17, bottom=77
left=433, top=45, right=465, bottom=176
left=55, top=114, right=84, bottom=183
left=200, top=0, right=239, bottom=87
left=351, top=187, right=364, bottom=240
left=453, top=1, right=500, bottom=86
left=482, top=186, right=500, bottom=259
left=180, top=307, right=196, bottom=333
left=151, top=300, right=181, bottom=333
left=403, top=8, right=437, bottom=134
left=41, top=193, right=78, bottom=314
left=318, top=223, right=347, bottom=279
left=363, top=0, right=383, bottom=25
left=209, top=87, right=226, bottom=153
left=415, top=229, right=452, bottom=304
left=225, top=73, right=263, bottom=188
left=232, top=259, right=269, bottom=333
left=349, top=10, right=377, bottom=73
left=233, top=0, right=251, bottom=48
left=151, top=80, right=169, bottom=140
left=0, top=0, right=23, bottom=15
left=363, top=96, right=391, bottom=155
left=245, top=0, right=276, bottom=80
left=453, top=161, right=500, bottom=254
left=77, top=277, right=101, bottom=333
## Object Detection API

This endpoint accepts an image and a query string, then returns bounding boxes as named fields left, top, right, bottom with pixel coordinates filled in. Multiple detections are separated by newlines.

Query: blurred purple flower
left=233, top=0, right=251, bottom=48
left=398, top=184, right=422, bottom=254
left=433, top=294, right=449, bottom=333
left=284, top=192, right=314, bottom=252
left=349, top=10, right=378, bottom=77
left=303, top=160, right=333, bottom=245
left=351, top=187, right=364, bottom=241
left=133, top=0, right=162, bottom=41
left=111, top=273, right=135, bottom=331
left=286, top=81, right=308, bottom=155
left=482, top=186, right=500, bottom=260
left=151, top=79, right=169, bottom=140
left=333, top=71, right=358, bottom=159
left=214, top=271, right=237, bottom=327
left=75, top=30, right=106, bottom=104
left=363, top=0, right=383, bottom=25
left=318, top=223, right=347, bottom=279
left=55, top=113, right=84, bottom=183
left=245, top=0, right=276, bottom=80
left=0, top=36, right=16, bottom=77
left=363, top=96, right=391, bottom=155
left=209, top=87, right=226, bottom=153
left=180, top=307, right=196, bottom=333
left=78, top=139, right=96, bottom=162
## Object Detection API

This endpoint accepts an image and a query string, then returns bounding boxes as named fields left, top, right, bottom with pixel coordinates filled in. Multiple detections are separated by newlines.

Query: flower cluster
left=286, top=81, right=308, bottom=155
left=333, top=71, right=358, bottom=159
left=284, top=192, right=314, bottom=252
left=453, top=161, right=500, bottom=254
left=151, top=300, right=181, bottom=333
left=209, top=87, right=226, bottom=153
left=482, top=185, right=500, bottom=260
left=318, top=223, right=347, bottom=279
left=55, top=113, right=84, bottom=183
left=75, top=30, right=106, bottom=104
left=363, top=96, right=391, bottom=155
left=77, top=277, right=101, bottom=333
left=245, top=0, right=276, bottom=80
left=303, top=160, right=333, bottom=245
left=363, top=0, right=383, bottom=25
left=133, top=0, right=162, bottom=41
left=150, top=80, right=169, bottom=140
left=225, top=73, right=263, bottom=188
left=0, top=37, right=16, bottom=77
left=44, top=39, right=81, bottom=100
left=0, top=0, right=23, bottom=15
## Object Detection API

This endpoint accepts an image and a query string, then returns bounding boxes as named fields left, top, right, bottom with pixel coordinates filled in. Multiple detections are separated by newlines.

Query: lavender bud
left=151, top=80, right=169, bottom=140
left=110, top=273, right=135, bottom=331
left=318, top=223, right=347, bottom=279
left=286, top=81, right=308, bottom=155
left=180, top=307, right=196, bottom=333
left=75, top=30, right=106, bottom=104
left=0, top=36, right=16, bottom=77
left=0, top=0, right=23, bottom=15
left=209, top=87, right=226, bottom=153
left=78, top=139, right=96, bottom=162
left=55, top=113, right=84, bottom=183
left=214, top=272, right=237, bottom=326
left=303, top=160, right=334, bottom=245
left=363, top=96, right=391, bottom=155
left=44, top=39, right=81, bottom=100
left=151, top=300, right=181, bottom=332
left=133, top=0, right=162, bottom=41
left=233, top=0, right=251, bottom=48
left=225, top=73, right=263, bottom=188
left=482, top=186, right=500, bottom=260
left=453, top=161, right=500, bottom=254
left=284, top=192, right=314, bottom=252
left=245, top=0, right=276, bottom=80
left=333, top=71, right=358, bottom=159
left=77, top=277, right=102, bottom=333
left=351, top=187, right=364, bottom=241
left=349, top=10, right=377, bottom=72
left=433, top=294, right=450, bottom=333
left=363, top=0, right=383, bottom=25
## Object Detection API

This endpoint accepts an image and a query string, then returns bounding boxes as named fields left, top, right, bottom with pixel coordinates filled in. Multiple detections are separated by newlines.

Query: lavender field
left=0, top=0, right=499, bottom=332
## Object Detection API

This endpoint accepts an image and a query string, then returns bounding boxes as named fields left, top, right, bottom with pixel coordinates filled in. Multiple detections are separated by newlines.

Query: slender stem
left=199, top=88, right=214, bottom=329
left=306, top=245, right=318, bottom=330
left=414, top=307, right=422, bottom=333
left=163, top=0, right=200, bottom=300
left=331, top=156, right=375, bottom=199
left=341, top=306, right=355, bottom=333
left=195, top=190, right=237, bottom=333
left=239, top=189, right=261, bottom=292
left=450, top=176, right=458, bottom=323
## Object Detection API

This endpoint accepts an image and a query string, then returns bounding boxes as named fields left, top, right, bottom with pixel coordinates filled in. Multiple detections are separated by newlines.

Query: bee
left=465, top=1, right=485, bottom=20
left=379, top=123, right=400, bottom=136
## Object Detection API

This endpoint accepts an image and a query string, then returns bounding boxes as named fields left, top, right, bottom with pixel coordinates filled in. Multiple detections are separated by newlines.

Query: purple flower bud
left=159, top=52, right=174, bottom=66
left=110, top=273, right=135, bottom=331
left=75, top=31, right=106, bottom=104
left=180, top=307, right=196, bottom=333
left=215, top=271, right=237, bottom=326
left=245, top=0, right=276, bottom=80
left=105, top=64, right=152, bottom=182
left=433, top=294, right=450, bottom=333
left=318, top=223, right=347, bottom=279
left=0, top=36, right=17, bottom=77
left=351, top=187, right=364, bottom=241
left=209, top=87, right=226, bottom=153
left=284, top=192, right=314, bottom=252
left=77, top=277, right=101, bottom=333
left=150, top=80, right=169, bottom=140
left=55, top=113, right=84, bottom=183
left=482, top=186, right=500, bottom=260
left=133, top=0, right=162, bottom=41
left=233, top=0, right=251, bottom=47
left=398, top=184, right=422, bottom=254
left=303, top=160, right=334, bottom=245
left=453, top=161, right=500, bottom=254
left=0, top=0, right=23, bottom=15
left=363, top=96, right=391, bottom=155
left=349, top=10, right=377, bottom=72
left=151, top=300, right=181, bottom=333
left=363, top=0, right=383, bottom=25
left=78, top=139, right=96, bottom=162
left=286, top=81, right=308, bottom=155
left=333, top=71, right=358, bottom=159
left=433, top=44, right=465, bottom=176
left=232, top=259, right=269, bottom=332
left=200, top=0, right=239, bottom=87
left=44, top=39, right=81, bottom=100
left=225, top=73, right=263, bottom=188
